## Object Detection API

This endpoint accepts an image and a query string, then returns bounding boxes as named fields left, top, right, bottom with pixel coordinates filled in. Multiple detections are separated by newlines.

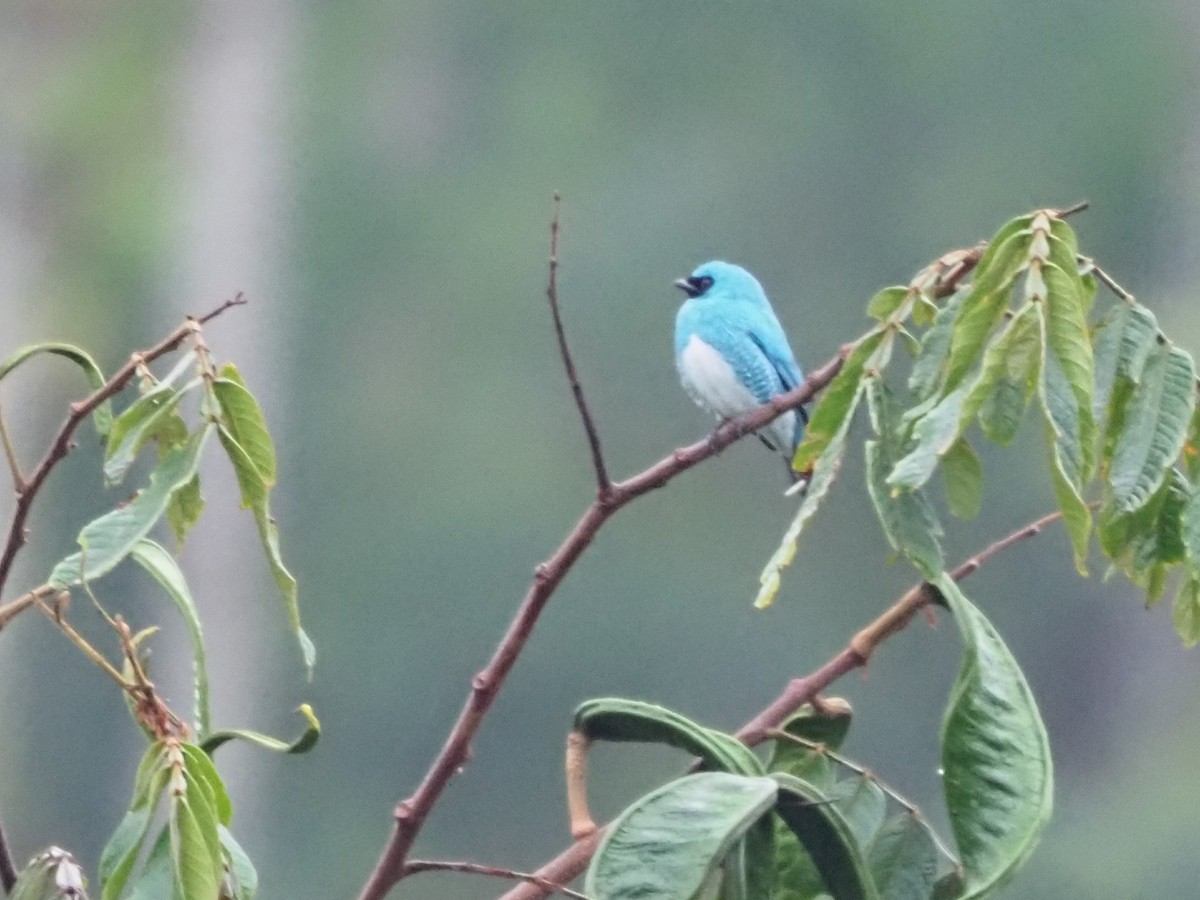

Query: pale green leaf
left=942, top=437, right=983, bottom=520
left=213, top=365, right=276, bottom=486
left=962, top=301, right=1041, bottom=446
left=0, top=341, right=112, bottom=437
left=867, top=814, right=938, bottom=900
left=49, top=427, right=212, bottom=588
left=201, top=704, right=321, bottom=758
left=886, top=387, right=967, bottom=493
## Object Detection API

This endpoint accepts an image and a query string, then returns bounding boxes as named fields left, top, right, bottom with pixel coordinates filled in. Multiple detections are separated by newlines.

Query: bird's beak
left=674, top=277, right=700, bottom=298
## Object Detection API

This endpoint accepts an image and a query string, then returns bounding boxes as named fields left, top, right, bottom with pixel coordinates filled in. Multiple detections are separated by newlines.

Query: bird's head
left=674, top=261, right=766, bottom=303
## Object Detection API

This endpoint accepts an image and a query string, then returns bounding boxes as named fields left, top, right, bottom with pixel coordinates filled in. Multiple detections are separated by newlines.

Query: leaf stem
left=0, top=401, right=24, bottom=493
left=403, top=860, right=590, bottom=900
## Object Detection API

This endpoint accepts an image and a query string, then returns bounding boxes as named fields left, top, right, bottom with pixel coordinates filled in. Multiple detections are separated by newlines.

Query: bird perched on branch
left=673, top=261, right=808, bottom=478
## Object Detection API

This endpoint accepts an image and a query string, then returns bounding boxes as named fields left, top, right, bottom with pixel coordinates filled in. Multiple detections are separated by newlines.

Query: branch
left=498, top=509, right=1064, bottom=899
left=544, top=194, right=611, bottom=498
left=356, top=242, right=986, bottom=900
left=404, top=859, right=590, bottom=900
left=0, top=819, right=16, bottom=894
left=0, top=294, right=246, bottom=601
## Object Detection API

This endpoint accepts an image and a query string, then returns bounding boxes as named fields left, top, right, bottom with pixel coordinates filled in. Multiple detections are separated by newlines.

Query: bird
left=673, top=261, right=808, bottom=475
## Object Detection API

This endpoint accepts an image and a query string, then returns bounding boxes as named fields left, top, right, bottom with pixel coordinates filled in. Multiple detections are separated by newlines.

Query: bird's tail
left=785, top=463, right=812, bottom=499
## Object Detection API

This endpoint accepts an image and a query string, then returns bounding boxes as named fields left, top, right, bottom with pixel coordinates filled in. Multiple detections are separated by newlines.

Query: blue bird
left=673, top=261, right=808, bottom=471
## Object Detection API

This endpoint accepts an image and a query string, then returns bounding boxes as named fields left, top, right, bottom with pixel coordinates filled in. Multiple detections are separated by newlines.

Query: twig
left=1054, top=200, right=1090, bottom=219
left=0, top=819, right=16, bottom=894
left=766, top=730, right=959, bottom=865
left=0, top=294, right=246, bottom=602
left=0, top=401, right=23, bottom=492
left=1081, top=257, right=1136, bottom=304
left=0, top=584, right=56, bottom=633
left=544, top=195, right=611, bottom=498
left=404, top=859, right=590, bottom=900
left=498, top=509, right=1064, bottom=899
left=356, top=242, right=986, bottom=900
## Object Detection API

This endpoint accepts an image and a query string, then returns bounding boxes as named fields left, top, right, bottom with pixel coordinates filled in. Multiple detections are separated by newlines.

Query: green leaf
left=130, top=539, right=211, bottom=738
left=962, top=301, right=1041, bottom=446
left=767, top=701, right=854, bottom=793
left=911, top=293, right=938, bottom=328
left=1173, top=576, right=1200, bottom=647
left=126, top=830, right=172, bottom=900
left=942, top=437, right=983, bottom=520
left=218, top=826, right=257, bottom=900
left=793, top=332, right=886, bottom=473
left=217, top=424, right=314, bottom=674
left=585, top=772, right=778, bottom=900
left=49, top=426, right=212, bottom=588
left=759, top=368, right=868, bottom=608
left=865, top=381, right=944, bottom=580
left=886, top=387, right=967, bottom=493
left=0, top=341, right=112, bottom=437
left=1104, top=470, right=1189, bottom=604
left=1109, top=344, right=1197, bottom=514
left=101, top=744, right=170, bottom=900
left=1043, top=261, right=1096, bottom=477
left=829, top=777, right=887, bottom=848
left=201, top=703, right=321, bottom=757
left=772, top=773, right=879, bottom=900
left=170, top=792, right=222, bottom=900
left=573, top=698, right=762, bottom=776
left=180, top=743, right=232, bottom=827
left=1036, top=304, right=1092, bottom=574
left=166, top=474, right=205, bottom=545
left=867, top=287, right=911, bottom=322
left=909, top=291, right=966, bottom=402
left=867, top=814, right=938, bottom=900
left=213, top=365, right=276, bottom=486
left=941, top=229, right=1032, bottom=395
left=937, top=575, right=1052, bottom=898
left=104, top=380, right=203, bottom=485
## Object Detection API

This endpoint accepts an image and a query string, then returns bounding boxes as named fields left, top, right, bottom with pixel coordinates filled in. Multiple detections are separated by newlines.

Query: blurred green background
left=2, top=1, right=1199, bottom=897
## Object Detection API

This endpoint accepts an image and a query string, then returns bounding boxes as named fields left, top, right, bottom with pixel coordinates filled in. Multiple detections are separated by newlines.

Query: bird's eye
left=697, top=276, right=714, bottom=291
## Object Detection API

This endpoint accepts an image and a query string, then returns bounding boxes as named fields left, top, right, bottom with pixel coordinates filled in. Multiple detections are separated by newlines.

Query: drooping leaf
left=1042, top=260, right=1096, bottom=478
left=166, top=474, right=205, bottom=545
left=865, top=381, right=944, bottom=580
left=213, top=365, right=276, bottom=487
left=49, top=427, right=212, bottom=588
left=217, top=424, right=314, bottom=674
left=829, top=777, right=887, bottom=849
left=792, top=332, right=886, bottom=473
left=169, top=788, right=222, bottom=900
left=573, top=698, right=762, bottom=776
left=867, top=814, right=939, bottom=900
left=759, top=366, right=869, bottom=609
left=585, top=772, right=778, bottom=900
left=909, top=291, right=967, bottom=402
left=942, top=437, right=983, bottom=520
left=1108, top=343, right=1196, bottom=514
left=772, top=773, right=879, bottom=900
left=937, top=575, right=1052, bottom=898
left=1103, top=469, right=1189, bottom=605
left=940, top=228, right=1032, bottom=396
left=0, top=341, right=112, bottom=437
left=130, top=539, right=211, bottom=739
left=962, top=301, right=1041, bottom=446
left=887, top=387, right=967, bottom=493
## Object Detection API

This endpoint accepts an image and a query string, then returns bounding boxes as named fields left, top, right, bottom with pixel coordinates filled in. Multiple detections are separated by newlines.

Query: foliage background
left=1, top=2, right=1199, bottom=897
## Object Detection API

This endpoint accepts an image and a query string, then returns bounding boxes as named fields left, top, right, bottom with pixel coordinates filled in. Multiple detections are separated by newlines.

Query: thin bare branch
left=545, top=195, right=611, bottom=498
left=1054, top=200, right=1090, bottom=219
left=0, top=294, right=245, bottom=601
left=499, top=509, right=1064, bottom=899
left=404, top=859, right=590, bottom=900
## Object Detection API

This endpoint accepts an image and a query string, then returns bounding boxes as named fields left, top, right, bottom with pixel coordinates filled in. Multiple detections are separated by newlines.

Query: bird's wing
left=747, top=330, right=808, bottom=424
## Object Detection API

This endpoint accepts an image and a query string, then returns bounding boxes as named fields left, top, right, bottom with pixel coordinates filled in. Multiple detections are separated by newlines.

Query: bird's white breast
left=677, top=335, right=762, bottom=420
left=677, top=334, right=795, bottom=452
